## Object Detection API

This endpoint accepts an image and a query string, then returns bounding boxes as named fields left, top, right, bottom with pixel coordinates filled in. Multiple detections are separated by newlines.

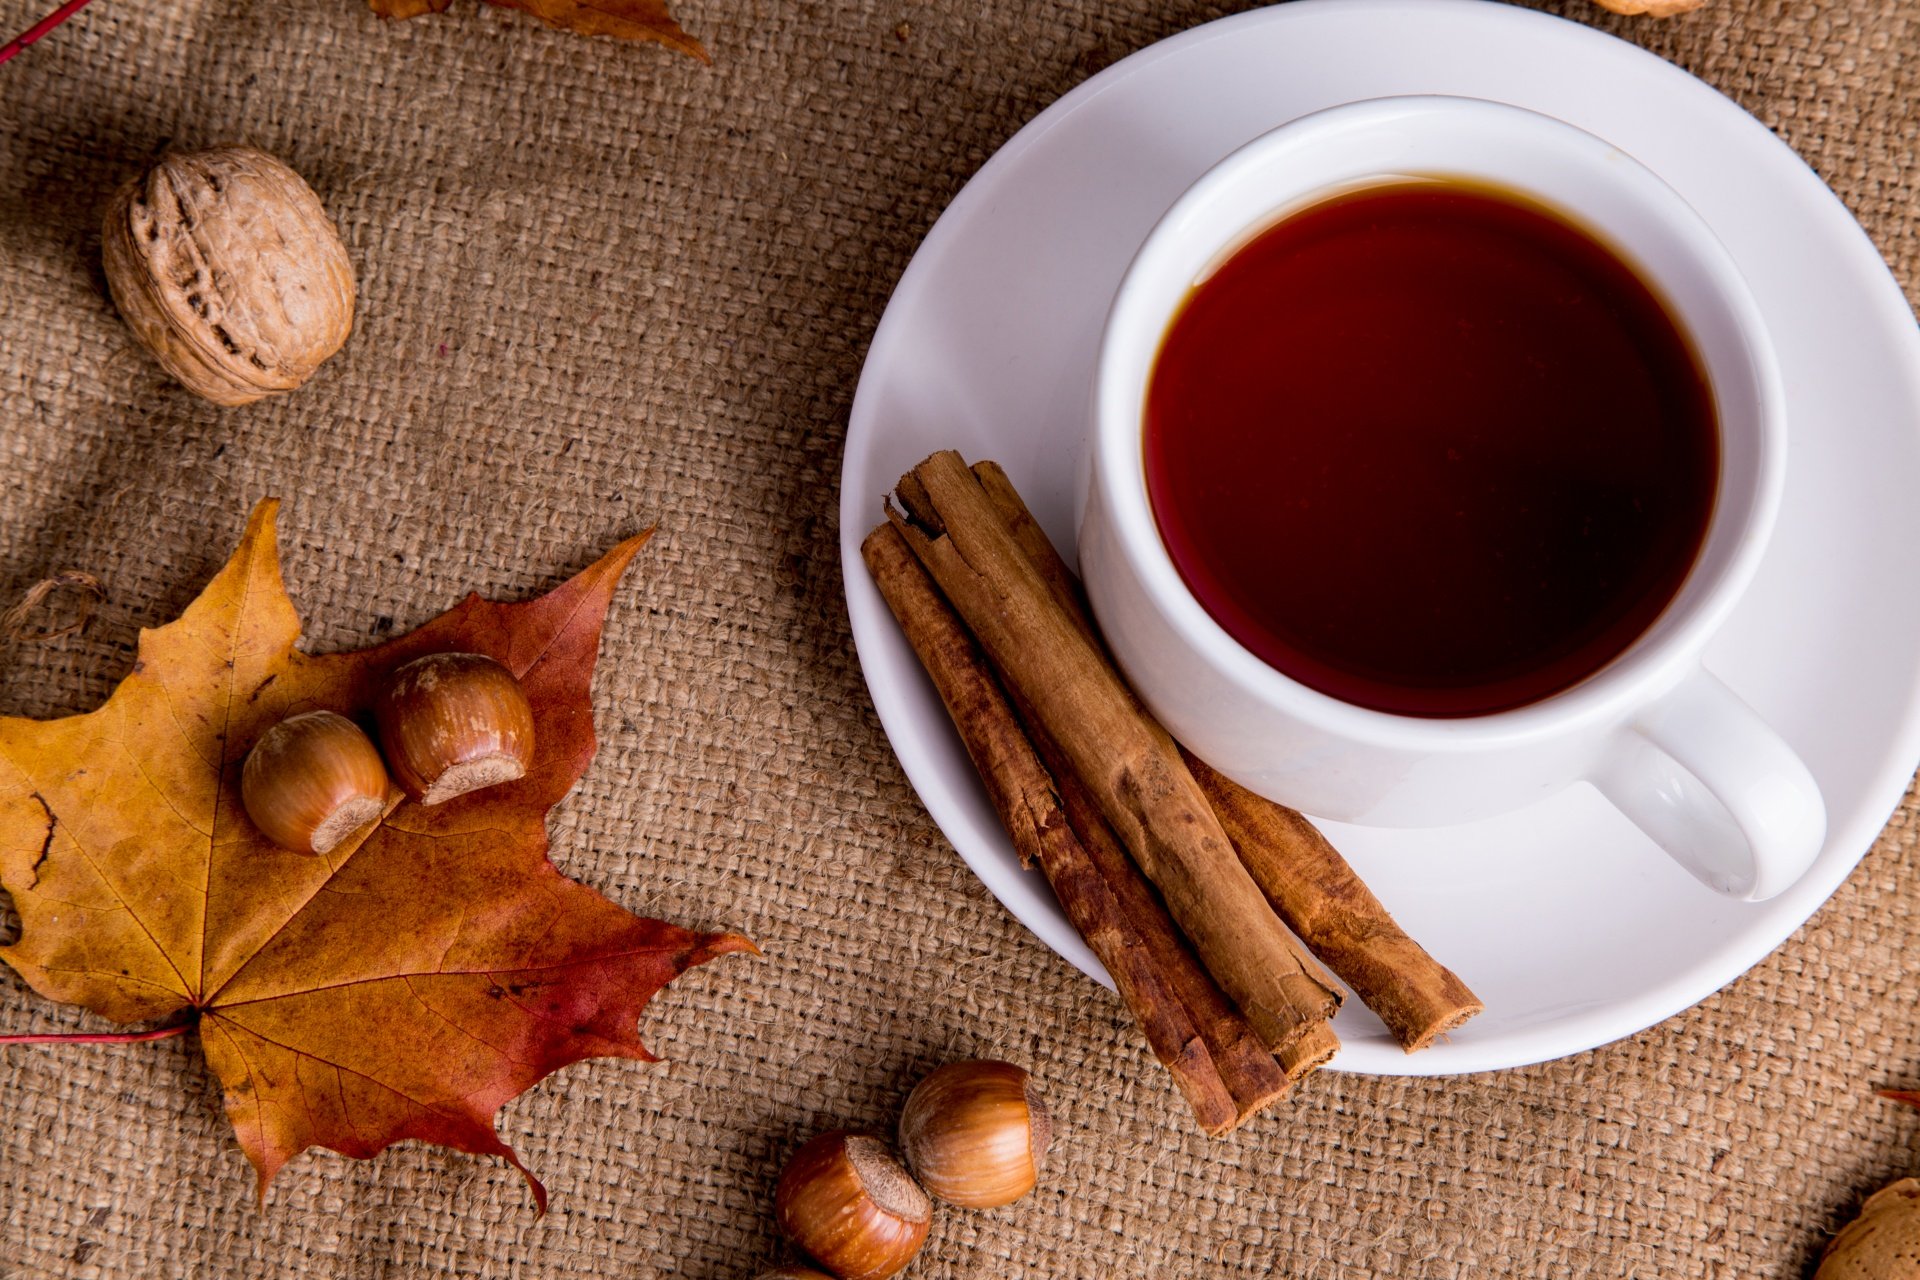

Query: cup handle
left=1591, top=668, right=1826, bottom=900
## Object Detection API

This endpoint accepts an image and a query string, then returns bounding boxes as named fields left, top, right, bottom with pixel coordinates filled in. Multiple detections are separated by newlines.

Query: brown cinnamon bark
left=1021, top=718, right=1292, bottom=1121
left=1183, top=755, right=1484, bottom=1052
left=861, top=523, right=1270, bottom=1133
left=969, top=460, right=1483, bottom=1053
left=968, top=461, right=1101, bottom=640
left=889, top=451, right=1340, bottom=1054
left=970, top=462, right=1349, bottom=1075
left=1279, top=1019, right=1341, bottom=1080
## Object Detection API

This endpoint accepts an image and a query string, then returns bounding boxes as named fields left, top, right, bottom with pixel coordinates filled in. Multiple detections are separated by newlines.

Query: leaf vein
left=400, top=974, right=533, bottom=1069
left=209, top=1014, right=480, bottom=1122
left=213, top=943, right=681, bottom=1008
left=115, top=730, right=215, bottom=843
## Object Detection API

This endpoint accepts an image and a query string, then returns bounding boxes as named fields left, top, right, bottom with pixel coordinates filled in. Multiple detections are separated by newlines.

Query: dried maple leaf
left=0, top=500, right=753, bottom=1208
left=367, top=0, right=709, bottom=62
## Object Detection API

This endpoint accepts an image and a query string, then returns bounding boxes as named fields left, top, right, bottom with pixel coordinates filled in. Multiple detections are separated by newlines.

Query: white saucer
left=838, top=0, right=1920, bottom=1074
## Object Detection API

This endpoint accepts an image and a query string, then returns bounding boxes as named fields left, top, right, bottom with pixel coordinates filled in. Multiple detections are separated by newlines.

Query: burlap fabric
left=1, top=1, right=1916, bottom=1275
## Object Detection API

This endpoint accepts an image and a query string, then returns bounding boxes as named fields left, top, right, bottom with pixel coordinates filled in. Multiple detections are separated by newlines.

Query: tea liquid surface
left=1144, top=181, right=1718, bottom=717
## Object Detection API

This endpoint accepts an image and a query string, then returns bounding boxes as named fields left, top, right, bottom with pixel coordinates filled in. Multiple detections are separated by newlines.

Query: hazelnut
left=373, top=652, right=535, bottom=805
left=102, top=145, right=354, bottom=406
left=774, top=1131, right=931, bottom=1280
left=898, top=1060, right=1050, bottom=1209
left=241, top=711, right=389, bottom=855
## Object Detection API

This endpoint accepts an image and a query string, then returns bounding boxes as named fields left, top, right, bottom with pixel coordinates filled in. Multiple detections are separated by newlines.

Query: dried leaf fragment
left=0, top=501, right=753, bottom=1207
left=1591, top=0, right=1706, bottom=15
left=366, top=0, right=708, bottom=61
left=2, top=570, right=104, bottom=642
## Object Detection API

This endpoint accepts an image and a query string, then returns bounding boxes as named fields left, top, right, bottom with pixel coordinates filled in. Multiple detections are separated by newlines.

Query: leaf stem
left=0, top=0, right=100, bottom=68
left=0, top=1021, right=192, bottom=1046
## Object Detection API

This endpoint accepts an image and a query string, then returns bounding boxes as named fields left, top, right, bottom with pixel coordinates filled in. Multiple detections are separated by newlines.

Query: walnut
left=101, top=146, right=355, bottom=406
left=1818, top=1179, right=1920, bottom=1279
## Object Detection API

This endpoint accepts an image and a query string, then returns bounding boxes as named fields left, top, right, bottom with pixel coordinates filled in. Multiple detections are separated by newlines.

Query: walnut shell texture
left=102, top=145, right=355, bottom=406
left=1818, top=1178, right=1920, bottom=1279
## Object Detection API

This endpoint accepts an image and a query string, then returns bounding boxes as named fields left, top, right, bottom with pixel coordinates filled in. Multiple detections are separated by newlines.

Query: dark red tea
left=1144, top=181, right=1718, bottom=718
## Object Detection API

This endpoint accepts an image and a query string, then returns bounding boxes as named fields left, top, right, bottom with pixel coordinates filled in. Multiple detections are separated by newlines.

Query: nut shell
left=373, top=653, right=536, bottom=805
left=898, top=1059, right=1050, bottom=1209
left=241, top=711, right=390, bottom=855
left=774, top=1131, right=931, bottom=1280
left=102, top=145, right=354, bottom=406
left=1818, top=1178, right=1920, bottom=1279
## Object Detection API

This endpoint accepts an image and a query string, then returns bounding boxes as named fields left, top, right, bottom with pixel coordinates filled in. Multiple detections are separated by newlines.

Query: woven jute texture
left=2, top=0, right=1917, bottom=1276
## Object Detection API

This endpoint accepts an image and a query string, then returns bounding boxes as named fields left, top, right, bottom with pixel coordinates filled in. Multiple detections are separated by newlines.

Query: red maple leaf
left=0, top=501, right=754, bottom=1208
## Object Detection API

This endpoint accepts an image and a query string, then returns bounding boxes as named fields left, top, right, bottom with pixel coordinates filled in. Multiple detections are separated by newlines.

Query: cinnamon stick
left=1182, top=755, right=1484, bottom=1052
left=861, top=523, right=1272, bottom=1133
left=888, top=451, right=1340, bottom=1054
left=1279, top=1019, right=1342, bottom=1080
left=967, top=461, right=1102, bottom=641
left=1019, top=716, right=1294, bottom=1119
left=970, top=462, right=1346, bottom=1076
left=969, top=460, right=1483, bottom=1053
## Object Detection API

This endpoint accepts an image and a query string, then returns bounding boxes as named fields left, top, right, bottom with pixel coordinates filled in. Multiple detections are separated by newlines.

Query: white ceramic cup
left=1079, top=95, right=1826, bottom=901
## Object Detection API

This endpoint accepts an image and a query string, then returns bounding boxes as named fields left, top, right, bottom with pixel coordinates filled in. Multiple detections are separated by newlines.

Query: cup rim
left=1092, top=94, right=1787, bottom=747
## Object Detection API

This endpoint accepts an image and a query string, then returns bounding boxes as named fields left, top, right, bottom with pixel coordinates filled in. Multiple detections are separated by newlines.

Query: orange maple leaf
left=367, top=0, right=709, bottom=62
left=0, top=501, right=753, bottom=1208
